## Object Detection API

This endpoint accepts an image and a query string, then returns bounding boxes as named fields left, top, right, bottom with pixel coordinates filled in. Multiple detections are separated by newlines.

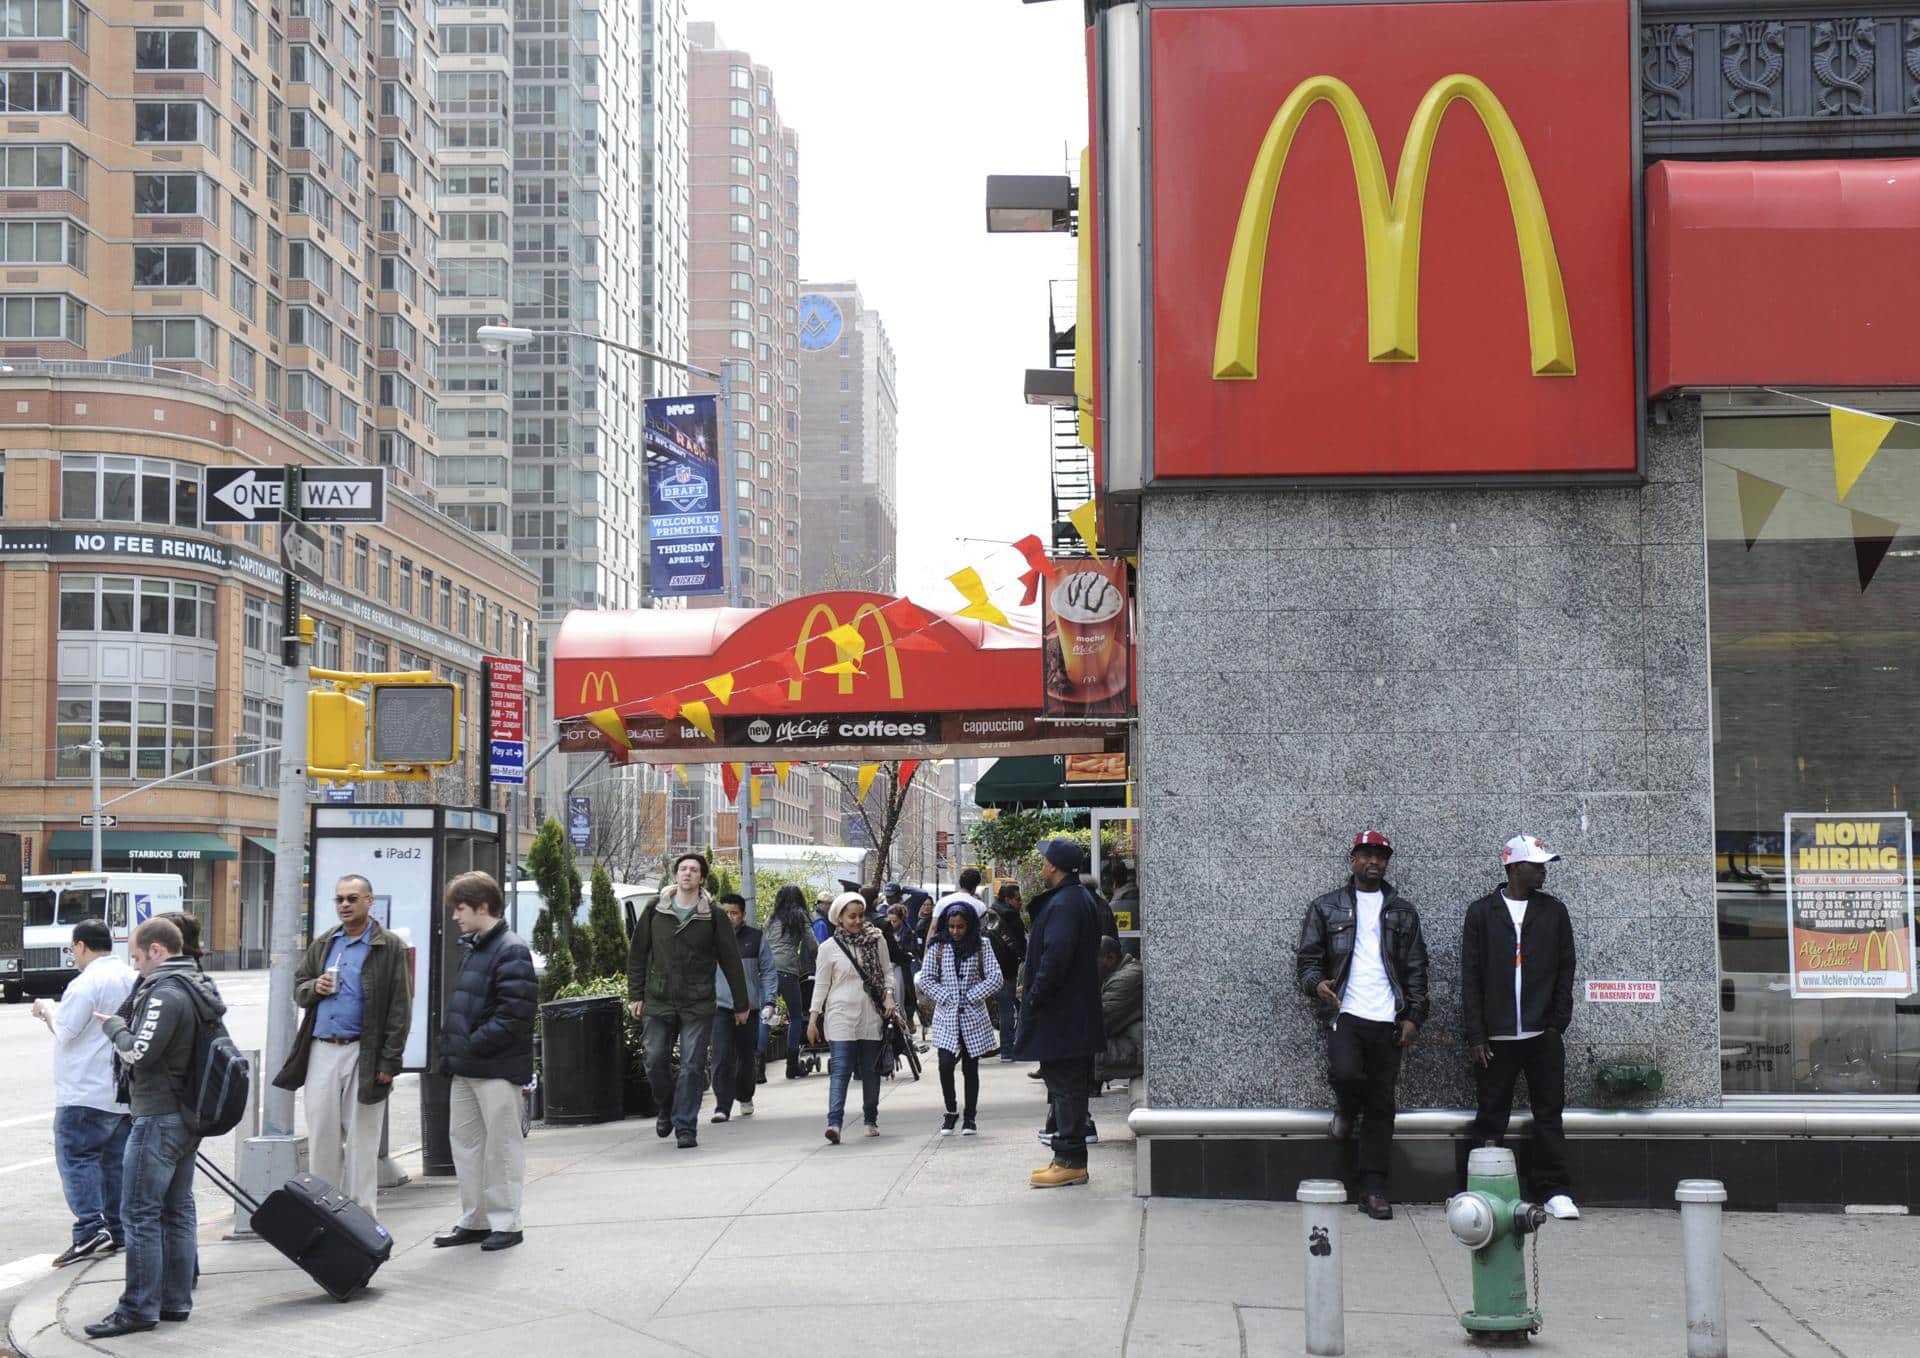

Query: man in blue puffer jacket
left=434, top=871, right=537, bottom=1253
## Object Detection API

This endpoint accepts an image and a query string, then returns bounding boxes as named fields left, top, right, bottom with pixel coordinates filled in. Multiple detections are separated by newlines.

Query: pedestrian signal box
left=308, top=690, right=368, bottom=771
left=370, top=683, right=461, bottom=766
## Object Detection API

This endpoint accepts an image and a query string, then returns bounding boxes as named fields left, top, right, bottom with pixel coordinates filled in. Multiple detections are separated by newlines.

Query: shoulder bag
left=834, top=934, right=909, bottom=1074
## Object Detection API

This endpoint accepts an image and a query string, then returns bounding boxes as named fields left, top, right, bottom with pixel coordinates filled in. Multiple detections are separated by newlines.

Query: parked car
left=513, top=877, right=658, bottom=977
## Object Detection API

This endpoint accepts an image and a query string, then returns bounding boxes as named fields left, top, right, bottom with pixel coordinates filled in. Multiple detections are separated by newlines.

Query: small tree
left=528, top=817, right=577, bottom=999
left=586, top=862, right=627, bottom=979
left=969, top=809, right=1078, bottom=871
left=822, top=761, right=922, bottom=886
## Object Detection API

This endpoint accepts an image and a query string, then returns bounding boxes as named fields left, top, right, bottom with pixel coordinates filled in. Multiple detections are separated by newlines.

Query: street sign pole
left=263, top=466, right=309, bottom=1142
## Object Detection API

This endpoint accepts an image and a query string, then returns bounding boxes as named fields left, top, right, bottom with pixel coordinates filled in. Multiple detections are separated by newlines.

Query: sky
left=699, top=0, right=1089, bottom=592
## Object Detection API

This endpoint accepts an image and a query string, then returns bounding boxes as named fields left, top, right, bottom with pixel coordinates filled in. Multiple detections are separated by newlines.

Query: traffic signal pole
left=263, top=465, right=309, bottom=1139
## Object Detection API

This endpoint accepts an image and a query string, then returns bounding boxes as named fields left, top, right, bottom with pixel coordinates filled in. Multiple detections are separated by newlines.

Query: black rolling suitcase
left=197, top=1155, right=392, bottom=1300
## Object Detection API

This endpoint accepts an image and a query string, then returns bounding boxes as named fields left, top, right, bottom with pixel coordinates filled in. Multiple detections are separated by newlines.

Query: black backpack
left=166, top=977, right=251, bottom=1137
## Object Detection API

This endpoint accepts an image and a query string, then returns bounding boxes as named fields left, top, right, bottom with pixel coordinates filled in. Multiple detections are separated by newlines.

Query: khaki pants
left=449, top=1076, right=524, bottom=1232
left=304, top=1040, right=383, bottom=1213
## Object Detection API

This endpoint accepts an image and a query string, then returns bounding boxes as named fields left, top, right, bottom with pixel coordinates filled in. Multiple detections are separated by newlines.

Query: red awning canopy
left=549, top=592, right=1119, bottom=763
left=1648, top=159, right=1920, bottom=395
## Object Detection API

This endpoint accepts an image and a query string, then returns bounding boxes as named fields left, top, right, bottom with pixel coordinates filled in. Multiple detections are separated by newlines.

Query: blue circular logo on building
left=797, top=294, right=845, bottom=352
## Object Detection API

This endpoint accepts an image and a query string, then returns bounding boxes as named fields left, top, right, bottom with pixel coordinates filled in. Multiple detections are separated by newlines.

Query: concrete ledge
left=6, top=1252, right=98, bottom=1358
left=1127, top=1104, right=1920, bottom=1138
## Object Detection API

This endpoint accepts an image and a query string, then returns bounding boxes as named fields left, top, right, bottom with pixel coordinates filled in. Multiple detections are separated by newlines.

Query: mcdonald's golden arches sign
left=1146, top=0, right=1637, bottom=478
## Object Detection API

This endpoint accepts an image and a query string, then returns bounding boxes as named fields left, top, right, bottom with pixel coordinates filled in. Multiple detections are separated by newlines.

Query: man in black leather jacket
left=1294, top=831, right=1429, bottom=1219
left=434, top=871, right=537, bottom=1253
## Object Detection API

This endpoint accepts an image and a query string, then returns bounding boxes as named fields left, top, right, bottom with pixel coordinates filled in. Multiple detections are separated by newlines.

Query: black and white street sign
left=203, top=467, right=388, bottom=524
left=80, top=814, right=117, bottom=827
left=281, top=521, right=325, bottom=580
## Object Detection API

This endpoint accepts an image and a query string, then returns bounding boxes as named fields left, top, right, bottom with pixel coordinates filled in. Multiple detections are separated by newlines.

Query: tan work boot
left=1030, top=1161, right=1090, bottom=1189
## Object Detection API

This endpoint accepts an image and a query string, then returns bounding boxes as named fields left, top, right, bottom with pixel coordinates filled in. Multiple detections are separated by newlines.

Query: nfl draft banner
left=645, top=394, right=726, bottom=597
left=1785, top=812, right=1916, bottom=999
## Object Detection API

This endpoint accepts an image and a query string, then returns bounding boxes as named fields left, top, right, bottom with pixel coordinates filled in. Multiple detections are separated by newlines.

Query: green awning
left=244, top=836, right=276, bottom=854
left=973, top=755, right=1128, bottom=810
left=49, top=831, right=239, bottom=862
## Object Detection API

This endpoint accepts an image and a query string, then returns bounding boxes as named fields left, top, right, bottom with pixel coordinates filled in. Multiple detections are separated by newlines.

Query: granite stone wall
left=1135, top=400, right=1719, bottom=1111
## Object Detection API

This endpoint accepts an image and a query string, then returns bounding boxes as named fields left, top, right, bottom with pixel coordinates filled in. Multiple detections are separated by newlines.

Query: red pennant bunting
left=897, top=759, right=920, bottom=788
left=890, top=631, right=944, bottom=654
left=746, top=681, right=790, bottom=704
left=721, top=762, right=742, bottom=802
left=884, top=599, right=935, bottom=632
left=1013, top=534, right=1056, bottom=581
left=1018, top=568, right=1043, bottom=607
left=645, top=694, right=680, bottom=720
left=775, top=653, right=804, bottom=681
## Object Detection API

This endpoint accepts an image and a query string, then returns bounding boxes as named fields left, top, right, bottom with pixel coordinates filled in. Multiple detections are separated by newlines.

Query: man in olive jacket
left=273, top=873, right=412, bottom=1213
left=627, top=853, right=748, bottom=1149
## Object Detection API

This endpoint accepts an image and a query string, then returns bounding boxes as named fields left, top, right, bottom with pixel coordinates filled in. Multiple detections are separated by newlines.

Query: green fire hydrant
left=1445, top=1147, right=1549, bottom=1342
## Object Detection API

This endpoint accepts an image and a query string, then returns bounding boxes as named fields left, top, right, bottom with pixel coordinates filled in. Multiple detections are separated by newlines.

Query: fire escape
left=1046, top=278, right=1093, bottom=559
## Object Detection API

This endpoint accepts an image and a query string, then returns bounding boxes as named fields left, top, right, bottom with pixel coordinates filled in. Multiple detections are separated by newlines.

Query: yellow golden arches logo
left=791, top=602, right=905, bottom=702
left=579, top=670, right=620, bottom=706
left=1860, top=929, right=1902, bottom=973
left=1213, top=74, right=1575, bottom=382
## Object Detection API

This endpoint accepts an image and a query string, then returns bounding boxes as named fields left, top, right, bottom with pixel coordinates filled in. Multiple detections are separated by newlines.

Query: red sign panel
left=485, top=657, right=525, bottom=743
left=1147, top=0, right=1636, bottom=479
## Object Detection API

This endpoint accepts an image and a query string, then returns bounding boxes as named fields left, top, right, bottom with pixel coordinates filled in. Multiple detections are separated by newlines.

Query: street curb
left=5, top=1254, right=97, bottom=1358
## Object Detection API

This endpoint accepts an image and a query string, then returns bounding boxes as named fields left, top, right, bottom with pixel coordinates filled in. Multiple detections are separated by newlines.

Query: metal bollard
left=1298, top=1178, right=1347, bottom=1356
left=1677, top=1179, right=1729, bottom=1358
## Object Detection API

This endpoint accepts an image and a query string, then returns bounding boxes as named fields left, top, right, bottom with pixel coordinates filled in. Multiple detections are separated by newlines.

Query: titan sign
left=1145, top=0, right=1637, bottom=479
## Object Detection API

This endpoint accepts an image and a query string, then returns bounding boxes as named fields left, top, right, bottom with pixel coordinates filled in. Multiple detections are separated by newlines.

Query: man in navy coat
left=1014, top=838, right=1105, bottom=1188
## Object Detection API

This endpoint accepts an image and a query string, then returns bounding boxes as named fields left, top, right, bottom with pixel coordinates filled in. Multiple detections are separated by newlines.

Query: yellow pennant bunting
left=749, top=775, right=762, bottom=810
left=856, top=762, right=879, bottom=800
left=1831, top=406, right=1896, bottom=502
left=819, top=622, right=867, bottom=676
left=1068, top=500, right=1102, bottom=559
left=947, top=566, right=1010, bottom=627
left=674, top=764, right=689, bottom=786
left=679, top=700, right=715, bottom=741
left=586, top=708, right=631, bottom=751
left=1734, top=471, right=1787, bottom=551
left=703, top=673, right=736, bottom=706
left=774, top=761, right=791, bottom=782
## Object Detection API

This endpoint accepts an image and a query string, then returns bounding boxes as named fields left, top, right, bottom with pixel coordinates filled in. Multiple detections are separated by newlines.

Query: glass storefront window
left=1706, top=410, right=1920, bottom=1096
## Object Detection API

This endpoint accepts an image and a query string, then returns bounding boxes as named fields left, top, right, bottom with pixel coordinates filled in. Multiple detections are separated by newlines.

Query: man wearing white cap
left=1462, top=835, right=1580, bottom=1220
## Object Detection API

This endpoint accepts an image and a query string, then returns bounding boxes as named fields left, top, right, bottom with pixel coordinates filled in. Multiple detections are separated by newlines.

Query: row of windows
left=55, top=684, right=216, bottom=781
left=58, top=574, right=218, bottom=640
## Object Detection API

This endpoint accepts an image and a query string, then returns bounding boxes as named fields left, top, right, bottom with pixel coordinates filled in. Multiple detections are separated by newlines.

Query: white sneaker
left=1544, top=1194, right=1580, bottom=1220
left=739, top=1101, right=754, bottom=1117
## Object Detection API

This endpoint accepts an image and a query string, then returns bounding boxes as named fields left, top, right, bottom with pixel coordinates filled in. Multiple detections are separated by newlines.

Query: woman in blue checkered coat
left=917, top=893, right=1004, bottom=1136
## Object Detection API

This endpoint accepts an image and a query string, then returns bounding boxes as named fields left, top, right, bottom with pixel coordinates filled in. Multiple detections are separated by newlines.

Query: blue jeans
left=118, top=1113, right=199, bottom=1322
left=55, top=1105, right=131, bottom=1247
left=826, top=1039, right=881, bottom=1130
left=643, top=1010, right=714, bottom=1133
left=996, top=980, right=1020, bottom=1055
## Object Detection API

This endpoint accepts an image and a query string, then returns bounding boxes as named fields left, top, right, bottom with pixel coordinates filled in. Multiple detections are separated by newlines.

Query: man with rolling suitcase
left=85, top=916, right=227, bottom=1338
left=435, top=871, right=537, bottom=1252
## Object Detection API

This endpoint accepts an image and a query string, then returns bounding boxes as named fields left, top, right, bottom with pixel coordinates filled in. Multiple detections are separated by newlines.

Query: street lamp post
left=475, top=324, right=755, bottom=919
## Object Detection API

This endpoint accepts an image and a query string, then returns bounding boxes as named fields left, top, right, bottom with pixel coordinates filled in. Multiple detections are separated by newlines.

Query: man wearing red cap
left=1295, top=830, right=1430, bottom=1220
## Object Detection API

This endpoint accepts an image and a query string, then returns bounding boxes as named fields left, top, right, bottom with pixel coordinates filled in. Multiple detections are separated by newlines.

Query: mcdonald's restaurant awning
left=1648, top=159, right=1920, bottom=394
left=974, top=756, right=1128, bottom=810
left=49, top=831, right=238, bottom=862
left=551, top=591, right=1126, bottom=764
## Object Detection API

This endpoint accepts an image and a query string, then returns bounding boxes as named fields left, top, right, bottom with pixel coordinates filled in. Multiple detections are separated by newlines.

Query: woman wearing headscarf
left=807, top=892, right=897, bottom=1143
left=764, top=885, right=817, bottom=1079
left=916, top=893, right=1003, bottom=1136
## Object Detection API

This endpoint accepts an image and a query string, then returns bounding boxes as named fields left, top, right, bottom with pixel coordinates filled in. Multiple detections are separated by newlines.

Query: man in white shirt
left=1295, top=831, right=1430, bottom=1220
left=1462, top=835, right=1581, bottom=1220
left=32, top=919, right=138, bottom=1266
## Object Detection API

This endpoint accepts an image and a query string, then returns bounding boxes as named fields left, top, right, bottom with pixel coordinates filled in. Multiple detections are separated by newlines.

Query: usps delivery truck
left=18, top=872, right=185, bottom=995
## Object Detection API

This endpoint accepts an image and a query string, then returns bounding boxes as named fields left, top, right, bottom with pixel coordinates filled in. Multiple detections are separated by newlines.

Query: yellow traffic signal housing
left=308, top=690, right=367, bottom=771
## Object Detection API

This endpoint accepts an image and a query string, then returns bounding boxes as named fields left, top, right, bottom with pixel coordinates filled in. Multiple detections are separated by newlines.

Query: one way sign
left=202, top=467, right=388, bottom=525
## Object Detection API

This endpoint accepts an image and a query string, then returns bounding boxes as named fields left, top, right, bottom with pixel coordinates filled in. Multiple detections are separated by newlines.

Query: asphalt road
left=0, top=968, right=422, bottom=1350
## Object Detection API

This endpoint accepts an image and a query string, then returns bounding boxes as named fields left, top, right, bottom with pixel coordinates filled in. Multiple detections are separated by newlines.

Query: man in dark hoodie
left=86, top=916, right=226, bottom=1338
left=1462, top=835, right=1580, bottom=1221
left=1295, top=830, right=1430, bottom=1221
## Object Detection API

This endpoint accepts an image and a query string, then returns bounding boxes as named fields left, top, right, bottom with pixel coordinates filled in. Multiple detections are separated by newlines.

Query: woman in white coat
left=808, top=892, right=897, bottom=1143
left=916, top=893, right=1003, bottom=1135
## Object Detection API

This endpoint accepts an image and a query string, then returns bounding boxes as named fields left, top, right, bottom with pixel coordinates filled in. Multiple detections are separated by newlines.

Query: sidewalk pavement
left=10, top=1060, right=1918, bottom=1357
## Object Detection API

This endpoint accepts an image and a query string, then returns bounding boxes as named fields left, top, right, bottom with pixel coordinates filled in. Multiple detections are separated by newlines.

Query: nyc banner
left=1785, top=812, right=1916, bottom=999
left=644, top=394, right=725, bottom=597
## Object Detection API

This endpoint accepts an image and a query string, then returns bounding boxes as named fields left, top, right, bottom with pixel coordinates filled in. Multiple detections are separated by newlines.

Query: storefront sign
left=1141, top=0, right=1637, bottom=480
left=1065, top=752, right=1128, bottom=784
left=644, top=395, right=726, bottom=597
left=1585, top=980, right=1660, bottom=1003
left=1042, top=559, right=1132, bottom=717
left=0, top=528, right=487, bottom=667
left=1785, top=812, right=1916, bottom=999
